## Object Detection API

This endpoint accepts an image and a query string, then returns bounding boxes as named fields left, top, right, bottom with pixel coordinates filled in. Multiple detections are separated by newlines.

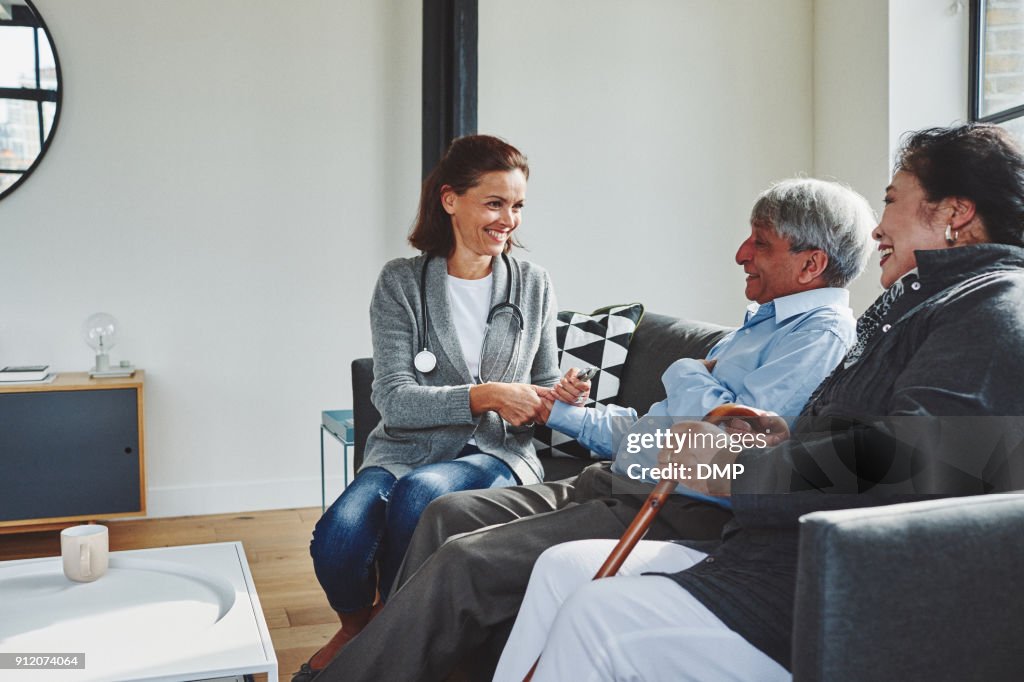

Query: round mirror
left=0, top=0, right=62, bottom=201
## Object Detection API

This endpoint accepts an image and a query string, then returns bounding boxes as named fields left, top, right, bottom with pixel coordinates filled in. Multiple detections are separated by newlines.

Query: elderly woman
left=495, top=123, right=1024, bottom=682
left=296, top=135, right=561, bottom=681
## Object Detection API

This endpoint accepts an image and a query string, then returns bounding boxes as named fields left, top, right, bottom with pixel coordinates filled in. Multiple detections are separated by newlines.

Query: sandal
left=290, top=602, right=382, bottom=681
left=291, top=660, right=321, bottom=682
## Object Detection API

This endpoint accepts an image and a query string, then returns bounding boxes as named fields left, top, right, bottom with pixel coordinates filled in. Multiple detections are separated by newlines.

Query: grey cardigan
left=362, top=253, right=560, bottom=484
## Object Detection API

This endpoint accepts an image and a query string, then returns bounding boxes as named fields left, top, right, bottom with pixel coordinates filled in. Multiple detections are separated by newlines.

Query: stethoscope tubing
left=415, top=252, right=524, bottom=376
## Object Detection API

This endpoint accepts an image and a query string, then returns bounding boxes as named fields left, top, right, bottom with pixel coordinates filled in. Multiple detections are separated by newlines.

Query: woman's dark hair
left=409, top=134, right=529, bottom=256
left=896, top=123, right=1024, bottom=246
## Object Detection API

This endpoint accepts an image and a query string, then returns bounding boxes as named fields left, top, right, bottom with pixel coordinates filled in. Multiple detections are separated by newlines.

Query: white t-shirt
left=446, top=272, right=492, bottom=382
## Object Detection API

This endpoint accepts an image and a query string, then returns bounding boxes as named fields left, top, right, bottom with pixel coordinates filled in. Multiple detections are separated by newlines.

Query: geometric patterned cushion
left=533, top=303, right=645, bottom=459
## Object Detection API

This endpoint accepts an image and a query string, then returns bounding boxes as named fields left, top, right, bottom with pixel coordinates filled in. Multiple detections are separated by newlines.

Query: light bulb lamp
left=83, top=312, right=134, bottom=378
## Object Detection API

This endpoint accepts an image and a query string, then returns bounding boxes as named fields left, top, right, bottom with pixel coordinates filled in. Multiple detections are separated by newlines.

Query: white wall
left=812, top=0, right=892, bottom=311
left=0, top=0, right=421, bottom=516
left=889, top=0, right=969, bottom=152
left=813, top=0, right=969, bottom=312
left=1, top=0, right=972, bottom=517
left=478, top=0, right=815, bottom=322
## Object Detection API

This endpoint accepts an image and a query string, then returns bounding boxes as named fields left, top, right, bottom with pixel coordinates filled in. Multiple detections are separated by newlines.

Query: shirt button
left=705, top=556, right=716, bottom=563
left=911, top=282, right=921, bottom=291
left=882, top=324, right=892, bottom=332
left=744, top=330, right=750, bottom=335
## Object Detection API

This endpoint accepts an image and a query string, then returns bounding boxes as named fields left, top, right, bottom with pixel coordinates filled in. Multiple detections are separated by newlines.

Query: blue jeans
left=309, top=445, right=518, bottom=613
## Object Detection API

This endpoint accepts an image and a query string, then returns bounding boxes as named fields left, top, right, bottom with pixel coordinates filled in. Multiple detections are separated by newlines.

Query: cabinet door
left=0, top=388, right=141, bottom=522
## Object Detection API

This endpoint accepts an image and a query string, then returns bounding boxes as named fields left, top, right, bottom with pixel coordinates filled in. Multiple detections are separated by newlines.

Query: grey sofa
left=350, top=312, right=1024, bottom=679
left=350, top=311, right=733, bottom=481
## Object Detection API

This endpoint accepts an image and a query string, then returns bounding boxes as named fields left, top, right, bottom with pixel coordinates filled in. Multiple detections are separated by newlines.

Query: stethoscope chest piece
left=414, top=349, right=438, bottom=373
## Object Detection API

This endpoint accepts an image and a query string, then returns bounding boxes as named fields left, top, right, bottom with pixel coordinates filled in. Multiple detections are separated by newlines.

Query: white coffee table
left=0, top=542, right=277, bottom=681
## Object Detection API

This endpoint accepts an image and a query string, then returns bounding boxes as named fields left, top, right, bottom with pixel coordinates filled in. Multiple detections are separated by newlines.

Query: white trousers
left=492, top=539, right=790, bottom=682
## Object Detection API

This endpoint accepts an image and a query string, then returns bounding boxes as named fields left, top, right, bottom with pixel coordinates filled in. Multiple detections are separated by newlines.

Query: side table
left=320, top=409, right=355, bottom=511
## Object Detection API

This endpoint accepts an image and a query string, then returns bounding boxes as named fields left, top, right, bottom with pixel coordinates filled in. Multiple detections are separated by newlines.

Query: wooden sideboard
left=0, top=371, right=146, bottom=533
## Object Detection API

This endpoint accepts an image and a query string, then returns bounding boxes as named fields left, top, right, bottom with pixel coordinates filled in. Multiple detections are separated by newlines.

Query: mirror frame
left=0, top=0, right=63, bottom=202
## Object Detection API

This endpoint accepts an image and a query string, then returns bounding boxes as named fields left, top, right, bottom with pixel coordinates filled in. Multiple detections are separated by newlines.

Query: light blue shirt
left=546, top=287, right=855, bottom=507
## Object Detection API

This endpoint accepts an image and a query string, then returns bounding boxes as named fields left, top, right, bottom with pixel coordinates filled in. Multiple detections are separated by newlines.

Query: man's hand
left=657, top=408, right=789, bottom=495
left=550, top=368, right=592, bottom=406
left=704, top=405, right=790, bottom=447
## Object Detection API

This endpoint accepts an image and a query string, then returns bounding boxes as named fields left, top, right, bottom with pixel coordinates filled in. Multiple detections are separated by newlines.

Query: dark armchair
left=792, top=492, right=1024, bottom=681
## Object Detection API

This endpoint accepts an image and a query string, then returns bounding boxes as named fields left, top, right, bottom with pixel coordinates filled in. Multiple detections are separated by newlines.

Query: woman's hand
left=550, top=368, right=592, bottom=406
left=532, top=385, right=557, bottom=425
left=470, top=383, right=545, bottom=426
left=496, top=383, right=546, bottom=426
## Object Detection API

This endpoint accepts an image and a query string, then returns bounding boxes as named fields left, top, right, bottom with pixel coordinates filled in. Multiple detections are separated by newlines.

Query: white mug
left=60, top=525, right=109, bottom=582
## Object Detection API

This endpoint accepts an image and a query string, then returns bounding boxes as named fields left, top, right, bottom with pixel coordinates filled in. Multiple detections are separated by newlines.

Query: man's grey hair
left=750, top=178, right=875, bottom=288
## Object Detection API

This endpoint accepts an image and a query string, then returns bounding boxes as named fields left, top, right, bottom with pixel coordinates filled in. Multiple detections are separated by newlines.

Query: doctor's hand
left=551, top=368, right=591, bottom=406
left=531, top=385, right=557, bottom=425
left=470, top=382, right=545, bottom=426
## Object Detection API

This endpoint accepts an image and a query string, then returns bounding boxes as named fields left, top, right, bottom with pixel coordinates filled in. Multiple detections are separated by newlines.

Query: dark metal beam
left=968, top=0, right=982, bottom=121
left=422, top=0, right=478, bottom=179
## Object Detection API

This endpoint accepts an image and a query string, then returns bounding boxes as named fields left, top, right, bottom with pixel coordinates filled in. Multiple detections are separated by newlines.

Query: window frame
left=969, top=0, right=1024, bottom=125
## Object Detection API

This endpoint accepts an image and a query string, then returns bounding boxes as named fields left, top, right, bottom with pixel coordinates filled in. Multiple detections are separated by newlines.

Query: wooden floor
left=0, top=508, right=336, bottom=682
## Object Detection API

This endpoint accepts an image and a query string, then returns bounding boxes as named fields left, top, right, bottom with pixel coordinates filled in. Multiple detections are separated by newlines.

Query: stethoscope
left=414, top=252, right=525, bottom=378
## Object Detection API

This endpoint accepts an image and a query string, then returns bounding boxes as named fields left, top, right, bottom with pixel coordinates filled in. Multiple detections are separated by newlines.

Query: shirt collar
left=745, top=287, right=850, bottom=324
left=912, top=244, right=1024, bottom=290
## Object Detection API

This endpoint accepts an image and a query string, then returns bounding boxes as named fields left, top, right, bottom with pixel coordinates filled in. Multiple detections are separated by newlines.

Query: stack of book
left=0, top=365, right=54, bottom=384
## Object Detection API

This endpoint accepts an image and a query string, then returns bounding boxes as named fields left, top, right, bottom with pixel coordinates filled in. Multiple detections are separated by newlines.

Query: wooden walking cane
left=523, top=403, right=761, bottom=681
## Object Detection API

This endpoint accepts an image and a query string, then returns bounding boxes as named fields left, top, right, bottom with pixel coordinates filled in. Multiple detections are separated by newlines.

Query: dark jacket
left=662, top=244, right=1024, bottom=669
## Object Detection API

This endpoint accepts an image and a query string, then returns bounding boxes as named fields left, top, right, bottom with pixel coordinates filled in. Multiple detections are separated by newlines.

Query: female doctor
left=298, top=135, right=563, bottom=680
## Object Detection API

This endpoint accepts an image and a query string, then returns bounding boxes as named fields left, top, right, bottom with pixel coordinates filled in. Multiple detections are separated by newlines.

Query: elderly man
left=307, top=178, right=875, bottom=682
